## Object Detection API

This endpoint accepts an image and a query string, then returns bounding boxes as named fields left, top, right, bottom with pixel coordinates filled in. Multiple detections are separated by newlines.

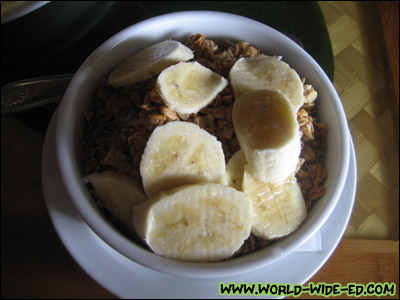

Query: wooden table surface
left=2, top=2, right=399, bottom=299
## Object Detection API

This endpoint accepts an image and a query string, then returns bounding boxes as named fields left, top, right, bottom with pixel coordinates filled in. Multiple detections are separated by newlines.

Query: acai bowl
left=55, top=11, right=350, bottom=278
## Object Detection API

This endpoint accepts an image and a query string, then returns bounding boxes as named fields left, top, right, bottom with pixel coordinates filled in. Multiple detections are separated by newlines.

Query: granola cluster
left=296, top=81, right=328, bottom=208
left=80, top=34, right=328, bottom=256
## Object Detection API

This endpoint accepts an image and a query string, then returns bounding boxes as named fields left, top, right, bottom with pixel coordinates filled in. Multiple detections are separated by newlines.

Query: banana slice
left=243, top=172, right=307, bottom=239
left=108, top=40, right=194, bottom=87
left=229, top=55, right=304, bottom=111
left=132, top=183, right=253, bottom=262
left=140, top=121, right=225, bottom=197
left=232, top=89, right=301, bottom=183
left=224, top=150, right=246, bottom=191
left=83, top=171, right=146, bottom=233
left=156, top=61, right=228, bottom=114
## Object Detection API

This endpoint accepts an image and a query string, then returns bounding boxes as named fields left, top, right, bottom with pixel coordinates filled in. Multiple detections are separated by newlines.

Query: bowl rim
left=55, top=10, right=350, bottom=278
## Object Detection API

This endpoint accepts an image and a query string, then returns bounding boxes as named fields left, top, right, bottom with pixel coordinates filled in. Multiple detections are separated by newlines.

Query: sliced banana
left=156, top=61, right=228, bottom=114
left=140, top=121, right=225, bottom=197
left=232, top=89, right=301, bottom=183
left=83, top=171, right=146, bottom=233
left=132, top=183, right=253, bottom=262
left=108, top=40, right=194, bottom=87
left=243, top=172, right=307, bottom=239
left=224, top=150, right=246, bottom=191
left=229, top=55, right=304, bottom=111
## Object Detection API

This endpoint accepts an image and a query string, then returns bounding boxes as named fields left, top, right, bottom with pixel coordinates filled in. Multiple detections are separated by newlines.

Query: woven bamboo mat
left=319, top=1, right=399, bottom=240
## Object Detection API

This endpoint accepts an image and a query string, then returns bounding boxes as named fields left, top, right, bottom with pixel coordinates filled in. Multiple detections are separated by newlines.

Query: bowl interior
left=55, top=11, right=350, bottom=278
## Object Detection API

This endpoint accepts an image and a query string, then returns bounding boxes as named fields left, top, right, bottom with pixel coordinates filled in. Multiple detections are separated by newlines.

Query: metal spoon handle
left=1, top=74, right=74, bottom=114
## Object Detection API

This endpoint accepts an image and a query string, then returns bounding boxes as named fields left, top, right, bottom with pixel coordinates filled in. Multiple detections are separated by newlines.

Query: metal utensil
left=1, top=74, right=74, bottom=114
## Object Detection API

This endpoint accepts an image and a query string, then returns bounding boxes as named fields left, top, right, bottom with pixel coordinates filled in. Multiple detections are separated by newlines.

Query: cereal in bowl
left=80, top=34, right=328, bottom=262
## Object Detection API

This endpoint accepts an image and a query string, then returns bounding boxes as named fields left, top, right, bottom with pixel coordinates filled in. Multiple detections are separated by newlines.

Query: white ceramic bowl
left=55, top=11, right=350, bottom=278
